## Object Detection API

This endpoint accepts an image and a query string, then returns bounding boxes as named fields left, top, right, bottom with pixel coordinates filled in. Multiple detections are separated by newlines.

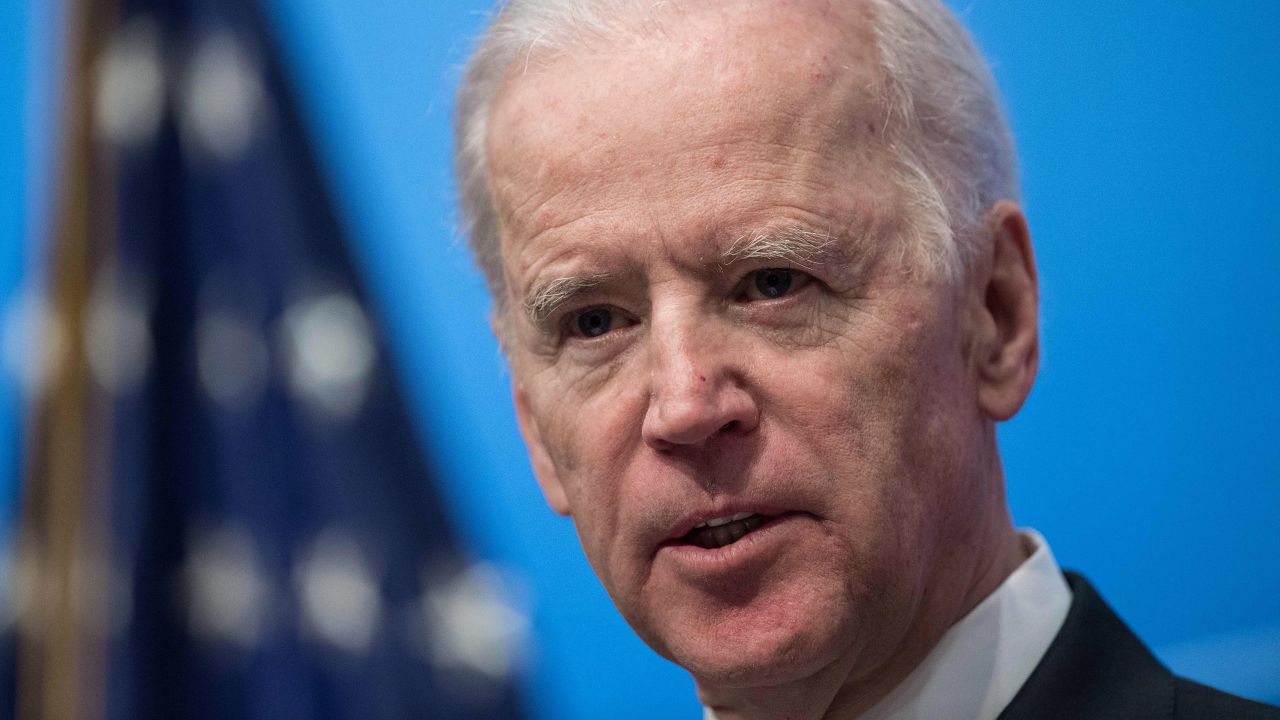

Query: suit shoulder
left=1175, top=678, right=1280, bottom=720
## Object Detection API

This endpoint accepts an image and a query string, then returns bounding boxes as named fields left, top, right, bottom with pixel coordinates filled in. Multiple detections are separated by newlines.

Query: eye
left=741, top=268, right=810, bottom=301
left=558, top=304, right=639, bottom=345
left=568, top=306, right=616, bottom=338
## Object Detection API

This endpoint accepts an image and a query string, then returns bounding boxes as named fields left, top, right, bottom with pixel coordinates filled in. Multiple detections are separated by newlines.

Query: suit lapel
left=997, top=573, right=1176, bottom=720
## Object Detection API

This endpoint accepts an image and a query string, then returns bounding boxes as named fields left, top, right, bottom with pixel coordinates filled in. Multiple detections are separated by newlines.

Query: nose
left=640, top=320, right=759, bottom=450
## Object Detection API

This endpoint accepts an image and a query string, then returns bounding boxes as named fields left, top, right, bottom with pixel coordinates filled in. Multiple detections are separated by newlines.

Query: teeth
left=686, top=514, right=769, bottom=549
left=704, top=512, right=756, bottom=528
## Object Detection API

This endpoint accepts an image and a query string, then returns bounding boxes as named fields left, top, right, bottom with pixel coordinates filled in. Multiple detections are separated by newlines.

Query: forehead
left=486, top=0, right=894, bottom=283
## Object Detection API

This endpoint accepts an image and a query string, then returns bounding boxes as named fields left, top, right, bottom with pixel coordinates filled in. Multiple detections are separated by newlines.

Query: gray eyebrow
left=720, top=226, right=839, bottom=270
left=521, top=227, right=842, bottom=327
left=522, top=273, right=613, bottom=327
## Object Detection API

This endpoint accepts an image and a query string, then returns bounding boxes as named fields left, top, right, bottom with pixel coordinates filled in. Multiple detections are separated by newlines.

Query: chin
left=650, top=589, right=861, bottom=689
left=682, top=625, right=850, bottom=689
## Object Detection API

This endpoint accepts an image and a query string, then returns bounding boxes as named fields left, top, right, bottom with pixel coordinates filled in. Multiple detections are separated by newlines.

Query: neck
left=700, top=470, right=1027, bottom=720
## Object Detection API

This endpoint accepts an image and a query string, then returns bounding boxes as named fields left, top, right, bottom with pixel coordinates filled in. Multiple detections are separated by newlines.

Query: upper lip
left=662, top=504, right=788, bottom=544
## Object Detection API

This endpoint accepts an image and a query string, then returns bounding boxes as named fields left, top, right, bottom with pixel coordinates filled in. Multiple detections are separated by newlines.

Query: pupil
left=756, top=269, right=792, bottom=298
left=577, top=308, right=612, bottom=338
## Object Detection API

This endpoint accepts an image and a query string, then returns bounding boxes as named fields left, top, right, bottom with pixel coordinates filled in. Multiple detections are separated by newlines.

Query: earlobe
left=514, top=385, right=572, bottom=516
left=974, top=202, right=1040, bottom=421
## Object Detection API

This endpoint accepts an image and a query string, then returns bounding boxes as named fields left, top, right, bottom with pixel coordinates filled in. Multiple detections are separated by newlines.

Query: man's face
left=487, top=2, right=999, bottom=691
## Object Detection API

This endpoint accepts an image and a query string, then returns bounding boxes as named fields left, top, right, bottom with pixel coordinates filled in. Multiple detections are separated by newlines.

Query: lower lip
left=658, top=512, right=809, bottom=576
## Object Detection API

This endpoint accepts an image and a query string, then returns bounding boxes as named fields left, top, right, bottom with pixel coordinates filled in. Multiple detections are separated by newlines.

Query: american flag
left=4, top=0, right=531, bottom=717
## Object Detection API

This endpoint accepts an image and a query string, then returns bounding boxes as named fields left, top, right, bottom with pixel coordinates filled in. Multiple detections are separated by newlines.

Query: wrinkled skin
left=485, top=1, right=1039, bottom=717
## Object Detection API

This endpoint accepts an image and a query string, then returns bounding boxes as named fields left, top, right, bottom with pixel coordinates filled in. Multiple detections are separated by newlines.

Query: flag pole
left=15, top=0, right=118, bottom=715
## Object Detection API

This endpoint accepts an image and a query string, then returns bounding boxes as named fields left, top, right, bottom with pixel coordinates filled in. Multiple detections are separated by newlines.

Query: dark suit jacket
left=997, top=573, right=1279, bottom=720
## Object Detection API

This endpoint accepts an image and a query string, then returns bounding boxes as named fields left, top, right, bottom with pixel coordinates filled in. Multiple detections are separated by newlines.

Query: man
left=454, top=1, right=1280, bottom=718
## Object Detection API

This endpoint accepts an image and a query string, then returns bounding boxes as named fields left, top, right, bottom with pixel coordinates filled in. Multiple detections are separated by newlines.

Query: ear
left=513, top=384, right=572, bottom=516
left=972, top=201, right=1040, bottom=421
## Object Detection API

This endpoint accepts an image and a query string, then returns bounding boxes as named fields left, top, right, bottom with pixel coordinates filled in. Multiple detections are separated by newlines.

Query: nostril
left=720, top=420, right=738, bottom=434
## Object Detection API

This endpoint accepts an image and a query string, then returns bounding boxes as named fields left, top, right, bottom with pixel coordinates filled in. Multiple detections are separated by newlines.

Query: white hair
left=454, top=0, right=1020, bottom=314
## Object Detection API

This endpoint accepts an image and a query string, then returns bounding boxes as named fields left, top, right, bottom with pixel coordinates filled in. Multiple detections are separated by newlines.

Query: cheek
left=778, top=309, right=942, bottom=449
left=763, top=298, right=973, bottom=536
left=526, top=368, right=648, bottom=538
left=832, top=311, right=980, bottom=557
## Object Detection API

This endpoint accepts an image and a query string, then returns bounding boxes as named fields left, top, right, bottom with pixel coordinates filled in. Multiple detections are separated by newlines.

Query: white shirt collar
left=704, top=530, right=1072, bottom=720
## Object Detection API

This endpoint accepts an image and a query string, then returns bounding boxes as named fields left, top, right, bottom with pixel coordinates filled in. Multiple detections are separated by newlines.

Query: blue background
left=6, top=1, right=1278, bottom=717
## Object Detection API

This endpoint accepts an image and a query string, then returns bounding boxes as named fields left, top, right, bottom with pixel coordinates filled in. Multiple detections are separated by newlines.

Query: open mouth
left=677, top=512, right=773, bottom=549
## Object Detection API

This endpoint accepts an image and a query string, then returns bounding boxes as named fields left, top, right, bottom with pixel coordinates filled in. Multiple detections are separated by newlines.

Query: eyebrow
left=720, top=226, right=840, bottom=270
left=523, top=273, right=613, bottom=327
left=520, top=226, right=848, bottom=328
